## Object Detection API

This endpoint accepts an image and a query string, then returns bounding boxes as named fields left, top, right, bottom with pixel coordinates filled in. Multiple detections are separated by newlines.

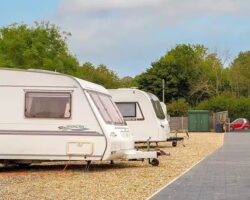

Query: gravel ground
left=0, top=133, right=224, bottom=200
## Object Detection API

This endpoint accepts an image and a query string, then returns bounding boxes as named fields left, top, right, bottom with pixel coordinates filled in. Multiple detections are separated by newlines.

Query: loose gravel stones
left=0, top=133, right=224, bottom=200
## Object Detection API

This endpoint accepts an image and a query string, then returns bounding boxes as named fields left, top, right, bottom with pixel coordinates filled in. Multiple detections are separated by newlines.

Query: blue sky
left=0, top=0, right=60, bottom=26
left=1, top=0, right=250, bottom=77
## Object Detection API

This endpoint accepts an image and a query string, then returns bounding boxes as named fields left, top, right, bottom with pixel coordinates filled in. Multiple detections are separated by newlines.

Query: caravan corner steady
left=0, top=68, right=161, bottom=167
left=109, top=88, right=188, bottom=147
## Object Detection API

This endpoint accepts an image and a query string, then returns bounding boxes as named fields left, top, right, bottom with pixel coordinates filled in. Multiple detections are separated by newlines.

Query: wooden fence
left=169, top=117, right=188, bottom=131
left=169, top=111, right=228, bottom=132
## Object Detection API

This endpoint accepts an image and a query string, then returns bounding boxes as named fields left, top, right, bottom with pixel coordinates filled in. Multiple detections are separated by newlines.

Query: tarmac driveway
left=150, top=132, right=250, bottom=200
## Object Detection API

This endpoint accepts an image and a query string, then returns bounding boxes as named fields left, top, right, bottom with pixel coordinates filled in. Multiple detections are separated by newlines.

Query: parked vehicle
left=109, top=88, right=187, bottom=146
left=230, top=118, right=250, bottom=131
left=0, top=68, right=160, bottom=167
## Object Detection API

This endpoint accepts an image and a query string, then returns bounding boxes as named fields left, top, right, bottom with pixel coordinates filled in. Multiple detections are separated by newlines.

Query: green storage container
left=188, top=110, right=210, bottom=132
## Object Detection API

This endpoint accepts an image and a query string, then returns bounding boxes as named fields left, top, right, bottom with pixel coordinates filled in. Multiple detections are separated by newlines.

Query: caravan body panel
left=0, top=69, right=137, bottom=163
left=109, top=89, right=170, bottom=142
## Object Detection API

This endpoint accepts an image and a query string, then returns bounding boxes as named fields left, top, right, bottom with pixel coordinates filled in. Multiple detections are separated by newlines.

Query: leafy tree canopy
left=76, top=62, right=121, bottom=88
left=167, top=98, right=191, bottom=117
left=0, top=22, right=131, bottom=89
left=196, top=94, right=250, bottom=120
left=229, top=51, right=250, bottom=97
left=0, top=22, right=79, bottom=75
left=135, top=44, right=232, bottom=105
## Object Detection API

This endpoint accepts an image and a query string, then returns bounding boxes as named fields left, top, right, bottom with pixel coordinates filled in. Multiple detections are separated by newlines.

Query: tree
left=190, top=53, right=230, bottom=103
left=230, top=51, right=250, bottom=97
left=167, top=98, right=191, bottom=117
left=136, top=44, right=232, bottom=105
left=120, top=76, right=138, bottom=88
left=196, top=94, right=250, bottom=120
left=77, top=62, right=121, bottom=88
left=0, top=22, right=125, bottom=89
left=0, top=22, right=79, bottom=75
left=136, top=44, right=209, bottom=105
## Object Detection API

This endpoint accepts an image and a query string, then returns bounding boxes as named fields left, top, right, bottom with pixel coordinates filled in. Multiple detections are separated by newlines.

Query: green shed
left=188, top=110, right=210, bottom=132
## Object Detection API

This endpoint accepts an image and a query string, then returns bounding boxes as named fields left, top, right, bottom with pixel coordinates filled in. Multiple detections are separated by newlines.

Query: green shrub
left=196, top=95, right=250, bottom=120
left=167, top=98, right=191, bottom=117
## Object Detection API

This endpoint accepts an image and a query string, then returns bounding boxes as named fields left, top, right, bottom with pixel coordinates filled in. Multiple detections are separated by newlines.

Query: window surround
left=116, top=102, right=145, bottom=121
left=24, top=91, right=72, bottom=119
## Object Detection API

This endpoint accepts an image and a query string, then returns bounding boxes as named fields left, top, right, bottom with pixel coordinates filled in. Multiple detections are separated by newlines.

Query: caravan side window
left=89, top=92, right=125, bottom=125
left=147, top=93, right=165, bottom=120
left=90, top=92, right=112, bottom=124
left=25, top=92, right=71, bottom=119
left=116, top=102, right=144, bottom=121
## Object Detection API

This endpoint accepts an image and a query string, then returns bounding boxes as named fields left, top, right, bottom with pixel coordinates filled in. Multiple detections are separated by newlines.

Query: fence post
left=181, top=116, right=184, bottom=130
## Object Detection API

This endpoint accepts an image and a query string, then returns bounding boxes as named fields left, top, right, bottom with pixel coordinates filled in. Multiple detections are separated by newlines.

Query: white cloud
left=50, top=0, right=250, bottom=76
left=57, top=0, right=250, bottom=16
left=57, top=0, right=159, bottom=13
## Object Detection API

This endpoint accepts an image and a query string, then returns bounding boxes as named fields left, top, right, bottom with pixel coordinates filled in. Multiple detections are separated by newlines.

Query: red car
left=230, top=118, right=250, bottom=131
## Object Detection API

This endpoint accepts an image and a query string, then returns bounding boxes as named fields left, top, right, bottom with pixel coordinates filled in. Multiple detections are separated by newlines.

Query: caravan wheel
left=151, top=158, right=159, bottom=166
left=172, top=141, right=177, bottom=147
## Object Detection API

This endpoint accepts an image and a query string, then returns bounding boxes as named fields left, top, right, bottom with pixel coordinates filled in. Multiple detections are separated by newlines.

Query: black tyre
left=243, top=127, right=249, bottom=131
left=151, top=158, right=159, bottom=167
left=172, top=141, right=177, bottom=147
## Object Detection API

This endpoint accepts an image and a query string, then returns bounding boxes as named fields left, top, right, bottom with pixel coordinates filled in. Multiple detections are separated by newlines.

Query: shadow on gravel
left=136, top=142, right=185, bottom=149
left=0, top=161, right=144, bottom=175
left=136, top=145, right=170, bottom=149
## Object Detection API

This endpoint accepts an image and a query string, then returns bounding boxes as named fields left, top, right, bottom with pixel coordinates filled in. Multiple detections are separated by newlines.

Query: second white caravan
left=109, top=89, right=187, bottom=146
left=0, top=69, right=160, bottom=167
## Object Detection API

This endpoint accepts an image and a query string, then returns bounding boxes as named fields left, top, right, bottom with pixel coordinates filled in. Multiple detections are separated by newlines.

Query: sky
left=0, top=0, right=250, bottom=77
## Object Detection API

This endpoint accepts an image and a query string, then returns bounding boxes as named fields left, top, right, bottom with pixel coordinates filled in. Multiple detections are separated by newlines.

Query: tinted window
left=116, top=102, right=144, bottom=120
left=90, top=92, right=125, bottom=125
left=148, top=93, right=165, bottom=120
left=90, top=93, right=112, bottom=124
left=25, top=92, right=71, bottom=118
left=99, top=95, right=124, bottom=125
left=116, top=103, right=136, bottom=117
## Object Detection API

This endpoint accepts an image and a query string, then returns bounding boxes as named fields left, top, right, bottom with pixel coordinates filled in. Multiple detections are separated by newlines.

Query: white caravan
left=0, top=69, right=160, bottom=167
left=109, top=89, right=186, bottom=146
